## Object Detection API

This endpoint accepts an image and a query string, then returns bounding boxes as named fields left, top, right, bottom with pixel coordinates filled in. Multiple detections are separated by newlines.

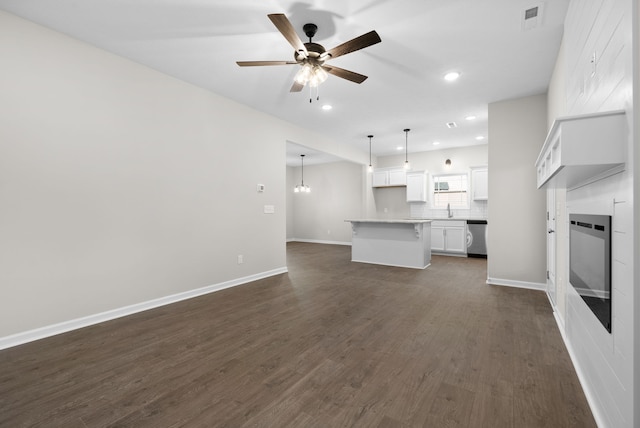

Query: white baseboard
left=288, top=238, right=351, bottom=246
left=550, top=303, right=608, bottom=428
left=486, top=277, right=546, bottom=291
left=0, top=267, right=288, bottom=351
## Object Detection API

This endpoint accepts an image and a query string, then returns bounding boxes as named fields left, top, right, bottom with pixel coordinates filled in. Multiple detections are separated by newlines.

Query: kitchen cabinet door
left=444, top=225, right=467, bottom=253
left=430, top=225, right=445, bottom=252
left=372, top=168, right=407, bottom=188
left=388, top=169, right=407, bottom=186
left=406, top=171, right=427, bottom=202
left=431, top=220, right=467, bottom=254
left=471, top=167, right=488, bottom=201
left=372, top=170, right=388, bottom=187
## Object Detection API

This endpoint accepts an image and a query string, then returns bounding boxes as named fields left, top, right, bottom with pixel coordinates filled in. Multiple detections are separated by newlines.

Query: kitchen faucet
left=447, top=203, right=453, bottom=218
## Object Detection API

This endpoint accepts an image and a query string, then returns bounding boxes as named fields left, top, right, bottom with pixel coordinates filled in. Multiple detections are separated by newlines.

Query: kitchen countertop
left=345, top=219, right=432, bottom=224
left=411, top=218, right=488, bottom=222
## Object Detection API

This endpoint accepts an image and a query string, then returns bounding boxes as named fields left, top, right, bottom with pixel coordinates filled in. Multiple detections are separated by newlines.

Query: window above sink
left=432, top=173, right=469, bottom=209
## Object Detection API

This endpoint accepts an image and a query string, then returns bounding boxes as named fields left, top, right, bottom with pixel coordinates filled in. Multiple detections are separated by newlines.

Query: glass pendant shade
left=308, top=66, right=328, bottom=87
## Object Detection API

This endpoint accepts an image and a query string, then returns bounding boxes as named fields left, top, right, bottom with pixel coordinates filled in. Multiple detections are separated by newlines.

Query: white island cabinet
left=345, top=219, right=431, bottom=269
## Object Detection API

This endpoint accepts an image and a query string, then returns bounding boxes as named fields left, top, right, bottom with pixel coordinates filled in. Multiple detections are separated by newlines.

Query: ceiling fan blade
left=236, top=61, right=298, bottom=66
left=323, top=30, right=381, bottom=60
left=268, top=13, right=308, bottom=55
left=290, top=81, right=304, bottom=92
left=322, top=65, right=368, bottom=84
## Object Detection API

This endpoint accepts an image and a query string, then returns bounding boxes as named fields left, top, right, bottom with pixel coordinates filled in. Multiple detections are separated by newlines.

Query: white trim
left=0, top=267, right=288, bottom=351
left=546, top=291, right=567, bottom=333
left=288, top=238, right=352, bottom=246
left=486, top=277, right=546, bottom=291
left=550, top=301, right=607, bottom=428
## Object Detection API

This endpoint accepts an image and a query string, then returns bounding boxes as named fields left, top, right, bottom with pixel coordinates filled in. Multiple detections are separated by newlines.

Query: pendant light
left=294, top=154, right=311, bottom=193
left=403, top=128, right=411, bottom=170
left=367, top=135, right=374, bottom=172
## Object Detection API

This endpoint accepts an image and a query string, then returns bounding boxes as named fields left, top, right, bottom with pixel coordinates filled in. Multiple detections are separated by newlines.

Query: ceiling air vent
left=522, top=3, right=544, bottom=31
left=446, top=121, right=458, bottom=129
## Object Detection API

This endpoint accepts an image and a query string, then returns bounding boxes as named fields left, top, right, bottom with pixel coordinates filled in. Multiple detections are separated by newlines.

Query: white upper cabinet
left=535, top=110, right=627, bottom=189
left=388, top=169, right=407, bottom=186
left=372, top=170, right=389, bottom=187
left=406, top=171, right=428, bottom=202
left=471, top=167, right=488, bottom=201
left=372, top=168, right=407, bottom=188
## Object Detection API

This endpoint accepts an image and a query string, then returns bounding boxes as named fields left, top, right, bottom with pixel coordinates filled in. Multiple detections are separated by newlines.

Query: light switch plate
left=264, top=205, right=275, bottom=214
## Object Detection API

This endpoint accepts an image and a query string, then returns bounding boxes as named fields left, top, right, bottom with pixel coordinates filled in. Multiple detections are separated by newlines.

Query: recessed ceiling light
left=396, top=146, right=403, bottom=151
left=321, top=104, right=332, bottom=111
left=465, top=115, right=476, bottom=121
left=433, top=141, right=441, bottom=146
left=476, top=135, right=485, bottom=141
left=444, top=71, right=460, bottom=82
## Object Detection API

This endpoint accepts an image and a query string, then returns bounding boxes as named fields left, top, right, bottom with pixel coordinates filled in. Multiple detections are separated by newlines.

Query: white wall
left=287, top=161, right=364, bottom=244
left=371, top=145, right=489, bottom=219
left=0, top=11, right=366, bottom=344
left=487, top=94, right=548, bottom=288
left=546, top=1, right=636, bottom=427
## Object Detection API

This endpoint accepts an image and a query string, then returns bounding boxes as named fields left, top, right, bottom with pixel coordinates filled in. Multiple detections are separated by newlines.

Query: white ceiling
left=0, top=0, right=569, bottom=166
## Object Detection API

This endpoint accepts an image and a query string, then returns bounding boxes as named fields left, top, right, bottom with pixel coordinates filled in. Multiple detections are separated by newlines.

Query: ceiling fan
left=236, top=13, right=381, bottom=100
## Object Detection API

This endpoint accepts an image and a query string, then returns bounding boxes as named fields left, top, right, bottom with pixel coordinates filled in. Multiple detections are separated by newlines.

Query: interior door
left=546, top=189, right=557, bottom=306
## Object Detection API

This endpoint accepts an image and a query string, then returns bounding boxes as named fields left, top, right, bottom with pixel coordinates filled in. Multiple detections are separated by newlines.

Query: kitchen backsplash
left=409, top=200, right=488, bottom=219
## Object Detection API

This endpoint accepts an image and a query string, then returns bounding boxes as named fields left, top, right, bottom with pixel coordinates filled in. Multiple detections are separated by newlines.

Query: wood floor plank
left=0, top=243, right=596, bottom=427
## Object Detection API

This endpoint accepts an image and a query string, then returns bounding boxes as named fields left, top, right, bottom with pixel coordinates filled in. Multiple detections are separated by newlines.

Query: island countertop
left=345, top=219, right=432, bottom=224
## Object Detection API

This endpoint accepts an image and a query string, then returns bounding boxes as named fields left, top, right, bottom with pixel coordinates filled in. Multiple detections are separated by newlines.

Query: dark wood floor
left=0, top=242, right=595, bottom=427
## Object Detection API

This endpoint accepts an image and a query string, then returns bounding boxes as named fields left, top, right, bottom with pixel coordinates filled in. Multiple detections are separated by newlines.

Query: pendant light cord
left=368, top=135, right=373, bottom=169
left=404, top=128, right=410, bottom=169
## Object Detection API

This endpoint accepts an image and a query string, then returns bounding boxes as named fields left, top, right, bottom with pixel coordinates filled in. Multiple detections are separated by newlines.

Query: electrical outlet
left=327, top=229, right=331, bottom=235
left=237, top=255, right=243, bottom=264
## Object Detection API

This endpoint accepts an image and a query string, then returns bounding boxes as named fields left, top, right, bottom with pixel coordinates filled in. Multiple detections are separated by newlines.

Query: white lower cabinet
left=431, top=220, right=467, bottom=254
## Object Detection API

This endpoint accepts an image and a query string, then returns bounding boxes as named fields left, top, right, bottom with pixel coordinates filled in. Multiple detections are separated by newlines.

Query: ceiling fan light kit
left=237, top=13, right=381, bottom=103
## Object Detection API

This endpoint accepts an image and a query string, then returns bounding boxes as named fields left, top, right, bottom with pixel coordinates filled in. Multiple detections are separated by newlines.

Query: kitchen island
left=345, top=219, right=432, bottom=269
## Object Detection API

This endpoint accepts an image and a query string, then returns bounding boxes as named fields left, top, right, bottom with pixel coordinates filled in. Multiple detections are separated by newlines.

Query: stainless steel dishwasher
left=466, top=220, right=488, bottom=258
